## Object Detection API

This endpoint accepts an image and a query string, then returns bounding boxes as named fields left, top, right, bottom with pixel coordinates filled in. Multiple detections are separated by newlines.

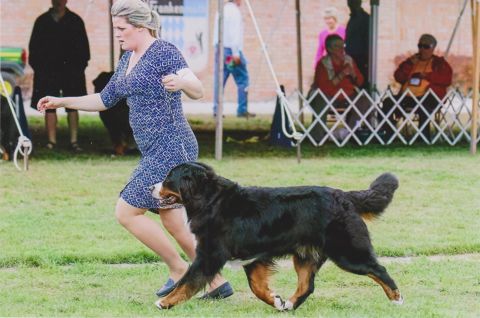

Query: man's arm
left=425, top=58, right=453, bottom=87
left=394, top=58, right=415, bottom=84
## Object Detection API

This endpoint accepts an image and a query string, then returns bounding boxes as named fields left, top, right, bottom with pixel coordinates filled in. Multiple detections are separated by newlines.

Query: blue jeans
left=213, top=47, right=249, bottom=115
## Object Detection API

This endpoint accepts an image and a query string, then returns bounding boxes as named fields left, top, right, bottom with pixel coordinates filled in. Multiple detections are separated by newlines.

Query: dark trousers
left=381, top=95, right=440, bottom=141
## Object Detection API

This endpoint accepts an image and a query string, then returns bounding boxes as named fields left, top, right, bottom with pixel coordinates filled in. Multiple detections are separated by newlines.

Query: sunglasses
left=418, top=43, right=434, bottom=49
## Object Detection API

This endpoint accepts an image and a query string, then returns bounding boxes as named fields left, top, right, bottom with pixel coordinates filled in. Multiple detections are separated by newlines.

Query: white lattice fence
left=288, top=88, right=480, bottom=147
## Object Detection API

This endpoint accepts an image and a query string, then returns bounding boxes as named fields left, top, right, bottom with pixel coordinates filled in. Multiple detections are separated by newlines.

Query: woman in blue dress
left=37, top=0, right=233, bottom=303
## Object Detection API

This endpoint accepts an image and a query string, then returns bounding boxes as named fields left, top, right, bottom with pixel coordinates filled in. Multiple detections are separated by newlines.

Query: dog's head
left=151, top=162, right=215, bottom=207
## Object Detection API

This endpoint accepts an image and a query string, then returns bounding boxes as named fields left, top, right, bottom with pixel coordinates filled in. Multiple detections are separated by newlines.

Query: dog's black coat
left=157, top=162, right=401, bottom=310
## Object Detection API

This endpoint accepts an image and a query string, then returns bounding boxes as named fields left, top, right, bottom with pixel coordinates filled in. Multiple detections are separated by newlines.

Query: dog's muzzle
left=150, top=182, right=163, bottom=199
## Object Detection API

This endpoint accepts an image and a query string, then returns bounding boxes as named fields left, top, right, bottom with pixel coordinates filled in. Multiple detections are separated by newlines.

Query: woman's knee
left=115, top=199, right=145, bottom=226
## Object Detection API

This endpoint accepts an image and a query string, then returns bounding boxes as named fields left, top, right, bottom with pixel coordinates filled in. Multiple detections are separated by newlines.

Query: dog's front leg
left=155, top=260, right=208, bottom=310
left=155, top=244, right=227, bottom=310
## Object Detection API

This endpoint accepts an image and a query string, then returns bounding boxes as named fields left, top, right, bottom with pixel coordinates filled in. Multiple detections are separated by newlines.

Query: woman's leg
left=115, top=198, right=188, bottom=281
left=160, top=208, right=228, bottom=291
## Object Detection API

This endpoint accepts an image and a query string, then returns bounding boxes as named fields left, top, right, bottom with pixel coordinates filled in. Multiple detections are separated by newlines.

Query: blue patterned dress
left=100, top=40, right=198, bottom=210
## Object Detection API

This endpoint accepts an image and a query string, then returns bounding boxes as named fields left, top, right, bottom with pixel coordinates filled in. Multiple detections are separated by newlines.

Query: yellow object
left=401, top=59, right=433, bottom=97
left=0, top=80, right=13, bottom=97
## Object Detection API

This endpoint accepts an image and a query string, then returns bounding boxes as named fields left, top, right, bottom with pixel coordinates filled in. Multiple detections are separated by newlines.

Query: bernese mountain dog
left=151, top=162, right=403, bottom=310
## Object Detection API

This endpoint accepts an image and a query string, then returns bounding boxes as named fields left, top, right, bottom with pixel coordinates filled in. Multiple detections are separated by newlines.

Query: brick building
left=0, top=0, right=475, bottom=104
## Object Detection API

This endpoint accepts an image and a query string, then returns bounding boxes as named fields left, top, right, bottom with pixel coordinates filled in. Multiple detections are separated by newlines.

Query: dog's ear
left=178, top=167, right=209, bottom=202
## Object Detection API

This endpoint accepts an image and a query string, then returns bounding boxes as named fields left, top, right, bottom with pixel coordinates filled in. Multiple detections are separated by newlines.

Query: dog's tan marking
left=159, top=188, right=180, bottom=200
left=361, top=212, right=377, bottom=221
left=286, top=255, right=316, bottom=309
left=246, top=263, right=279, bottom=308
left=367, top=274, right=403, bottom=303
left=156, top=283, right=196, bottom=309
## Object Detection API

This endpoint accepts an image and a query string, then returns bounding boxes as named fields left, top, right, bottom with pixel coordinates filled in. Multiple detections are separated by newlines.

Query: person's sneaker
left=155, top=278, right=178, bottom=297
left=237, top=112, right=256, bottom=118
left=70, top=142, right=83, bottom=152
left=46, top=141, right=56, bottom=150
left=199, top=282, right=234, bottom=300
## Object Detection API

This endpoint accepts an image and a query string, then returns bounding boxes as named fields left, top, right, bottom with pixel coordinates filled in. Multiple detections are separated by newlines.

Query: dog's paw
left=282, top=300, right=294, bottom=311
left=272, top=294, right=285, bottom=311
left=155, top=299, right=167, bottom=310
left=391, top=294, right=404, bottom=305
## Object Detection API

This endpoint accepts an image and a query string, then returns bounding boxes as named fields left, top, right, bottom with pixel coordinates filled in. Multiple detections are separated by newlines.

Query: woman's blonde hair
left=323, top=7, right=339, bottom=21
left=111, top=0, right=161, bottom=38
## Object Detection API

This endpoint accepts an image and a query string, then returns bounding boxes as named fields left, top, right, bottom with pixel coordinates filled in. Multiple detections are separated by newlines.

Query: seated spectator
left=381, top=34, right=452, bottom=141
left=314, top=7, right=346, bottom=68
left=309, top=34, right=371, bottom=141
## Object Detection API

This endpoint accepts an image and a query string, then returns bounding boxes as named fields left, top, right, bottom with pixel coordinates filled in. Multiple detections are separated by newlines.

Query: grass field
left=0, top=115, right=479, bottom=316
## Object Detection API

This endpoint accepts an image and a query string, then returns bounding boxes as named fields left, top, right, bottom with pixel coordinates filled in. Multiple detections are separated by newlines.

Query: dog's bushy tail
left=346, top=173, right=399, bottom=220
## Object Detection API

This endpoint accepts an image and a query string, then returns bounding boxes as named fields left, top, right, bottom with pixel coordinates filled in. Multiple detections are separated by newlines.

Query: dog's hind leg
left=243, top=260, right=285, bottom=310
left=325, top=218, right=403, bottom=304
left=367, top=266, right=403, bottom=305
left=283, top=253, right=327, bottom=311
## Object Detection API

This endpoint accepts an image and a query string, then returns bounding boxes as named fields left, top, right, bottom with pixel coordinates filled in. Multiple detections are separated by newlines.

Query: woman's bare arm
left=162, top=68, right=204, bottom=100
left=37, top=93, right=107, bottom=112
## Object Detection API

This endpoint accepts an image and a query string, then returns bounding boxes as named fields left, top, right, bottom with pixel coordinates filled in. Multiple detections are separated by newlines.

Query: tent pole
left=109, top=0, right=114, bottom=71
left=295, top=0, right=304, bottom=122
left=295, top=0, right=303, bottom=163
left=471, top=0, right=479, bottom=154
left=368, top=0, right=379, bottom=95
left=215, top=0, right=224, bottom=160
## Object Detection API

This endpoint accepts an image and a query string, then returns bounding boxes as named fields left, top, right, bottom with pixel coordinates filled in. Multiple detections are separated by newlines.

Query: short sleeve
left=100, top=53, right=128, bottom=108
left=162, top=42, right=188, bottom=75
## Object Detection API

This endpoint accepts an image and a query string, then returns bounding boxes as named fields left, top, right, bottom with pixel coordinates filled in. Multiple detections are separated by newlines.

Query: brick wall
left=0, top=0, right=474, bottom=104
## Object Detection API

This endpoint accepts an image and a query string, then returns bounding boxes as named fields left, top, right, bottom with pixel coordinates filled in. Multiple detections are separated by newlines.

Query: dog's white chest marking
left=151, top=182, right=163, bottom=199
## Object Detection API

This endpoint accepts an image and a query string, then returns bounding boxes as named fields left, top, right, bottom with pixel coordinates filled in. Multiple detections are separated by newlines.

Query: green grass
left=0, top=257, right=478, bottom=317
left=1, top=115, right=479, bottom=316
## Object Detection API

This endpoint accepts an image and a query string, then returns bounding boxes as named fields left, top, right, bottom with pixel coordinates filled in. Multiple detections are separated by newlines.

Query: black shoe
left=70, top=142, right=83, bottom=152
left=46, top=141, right=56, bottom=150
left=237, top=112, right=256, bottom=118
left=155, top=278, right=178, bottom=297
left=213, top=113, right=225, bottom=118
left=199, top=282, right=234, bottom=300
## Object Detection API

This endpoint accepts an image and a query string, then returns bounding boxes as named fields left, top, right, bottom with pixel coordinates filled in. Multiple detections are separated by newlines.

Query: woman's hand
left=342, top=64, right=354, bottom=77
left=162, top=73, right=184, bottom=92
left=37, top=96, right=64, bottom=113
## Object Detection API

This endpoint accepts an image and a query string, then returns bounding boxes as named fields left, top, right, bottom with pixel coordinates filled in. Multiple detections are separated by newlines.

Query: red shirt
left=314, top=56, right=364, bottom=100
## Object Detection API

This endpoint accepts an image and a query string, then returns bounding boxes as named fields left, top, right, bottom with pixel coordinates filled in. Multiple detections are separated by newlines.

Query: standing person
left=213, top=0, right=255, bottom=118
left=29, top=0, right=90, bottom=151
left=37, top=0, right=233, bottom=302
left=314, top=7, right=346, bottom=68
left=345, top=0, right=370, bottom=89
